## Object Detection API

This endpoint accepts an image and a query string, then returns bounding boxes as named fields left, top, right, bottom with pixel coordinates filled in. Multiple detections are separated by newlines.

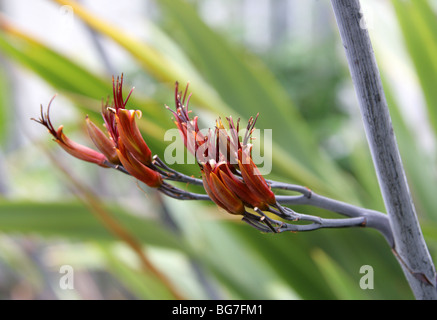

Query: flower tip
left=134, top=110, right=142, bottom=119
left=107, top=107, right=116, bottom=114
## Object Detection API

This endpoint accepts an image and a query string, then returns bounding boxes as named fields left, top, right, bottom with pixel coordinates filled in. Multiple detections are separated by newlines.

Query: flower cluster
left=33, top=75, right=162, bottom=188
left=167, top=82, right=277, bottom=216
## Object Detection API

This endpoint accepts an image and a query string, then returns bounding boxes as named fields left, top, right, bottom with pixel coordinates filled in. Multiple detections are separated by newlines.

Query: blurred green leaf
left=52, top=0, right=233, bottom=116
left=0, top=22, right=106, bottom=99
left=102, top=245, right=176, bottom=299
left=0, top=201, right=185, bottom=251
left=422, top=220, right=437, bottom=244
left=0, top=20, right=169, bottom=142
left=311, top=248, right=370, bottom=300
left=380, top=74, right=437, bottom=221
left=162, top=199, right=301, bottom=299
left=225, top=223, right=336, bottom=299
left=392, top=0, right=437, bottom=136
left=0, top=62, right=10, bottom=146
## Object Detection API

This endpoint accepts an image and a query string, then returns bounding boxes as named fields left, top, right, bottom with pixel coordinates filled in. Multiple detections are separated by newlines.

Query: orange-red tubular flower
left=216, top=162, right=270, bottom=210
left=33, top=99, right=109, bottom=168
left=238, top=147, right=276, bottom=206
left=166, top=82, right=206, bottom=156
left=116, top=139, right=162, bottom=188
left=116, top=109, right=152, bottom=166
left=85, top=116, right=120, bottom=165
left=55, top=125, right=109, bottom=167
left=199, top=118, right=276, bottom=212
left=100, top=74, right=134, bottom=147
left=201, top=162, right=245, bottom=215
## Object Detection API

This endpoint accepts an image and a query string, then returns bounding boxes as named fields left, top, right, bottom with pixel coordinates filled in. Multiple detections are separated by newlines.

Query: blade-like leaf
left=0, top=201, right=184, bottom=251
left=382, top=75, right=437, bottom=221
left=311, top=248, right=370, bottom=300
left=392, top=0, right=437, bottom=136
left=0, top=62, right=10, bottom=146
left=0, top=18, right=169, bottom=142
left=101, top=245, right=177, bottom=299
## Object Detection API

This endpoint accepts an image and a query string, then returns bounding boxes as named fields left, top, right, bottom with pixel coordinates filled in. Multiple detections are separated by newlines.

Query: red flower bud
left=55, top=126, right=109, bottom=167
left=216, top=163, right=269, bottom=210
left=116, top=139, right=162, bottom=188
left=116, top=109, right=152, bottom=166
left=202, top=162, right=245, bottom=215
left=32, top=98, right=109, bottom=167
left=166, top=82, right=206, bottom=156
left=85, top=116, right=119, bottom=165
left=238, top=147, right=276, bottom=205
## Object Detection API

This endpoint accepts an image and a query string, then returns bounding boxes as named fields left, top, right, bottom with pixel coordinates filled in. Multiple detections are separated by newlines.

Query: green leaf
left=0, top=200, right=185, bottom=251
left=392, top=0, right=437, bottom=136
left=380, top=73, right=437, bottom=221
left=311, top=248, right=370, bottom=300
left=162, top=199, right=302, bottom=299
left=0, top=21, right=170, bottom=143
left=0, top=62, right=10, bottom=146
left=101, top=245, right=177, bottom=299
left=422, top=220, right=437, bottom=244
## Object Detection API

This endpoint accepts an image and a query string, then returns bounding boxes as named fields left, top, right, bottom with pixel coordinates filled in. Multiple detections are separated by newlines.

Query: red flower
left=201, top=161, right=245, bottom=215
left=204, top=121, right=276, bottom=212
left=85, top=115, right=120, bottom=165
left=32, top=97, right=109, bottom=167
left=116, top=109, right=152, bottom=166
left=201, top=160, right=270, bottom=214
left=116, top=138, right=162, bottom=188
left=237, top=146, right=276, bottom=206
left=34, top=74, right=162, bottom=189
left=166, top=82, right=206, bottom=156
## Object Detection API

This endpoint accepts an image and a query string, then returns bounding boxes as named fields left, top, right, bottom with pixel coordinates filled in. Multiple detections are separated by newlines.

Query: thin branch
left=152, top=155, right=204, bottom=186
left=158, top=182, right=210, bottom=201
left=331, top=0, right=436, bottom=299
left=268, top=180, right=312, bottom=197
left=245, top=207, right=366, bottom=233
left=276, top=191, right=393, bottom=246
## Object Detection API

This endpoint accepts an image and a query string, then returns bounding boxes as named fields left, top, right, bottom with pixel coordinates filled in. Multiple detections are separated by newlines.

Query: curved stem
left=280, top=216, right=366, bottom=232
left=159, top=182, right=210, bottom=201
left=268, top=180, right=312, bottom=197
left=152, top=155, right=204, bottom=186
left=245, top=207, right=367, bottom=233
left=276, top=192, right=393, bottom=246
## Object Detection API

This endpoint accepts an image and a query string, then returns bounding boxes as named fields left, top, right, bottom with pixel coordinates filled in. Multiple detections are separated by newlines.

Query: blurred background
left=0, top=0, right=436, bottom=299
